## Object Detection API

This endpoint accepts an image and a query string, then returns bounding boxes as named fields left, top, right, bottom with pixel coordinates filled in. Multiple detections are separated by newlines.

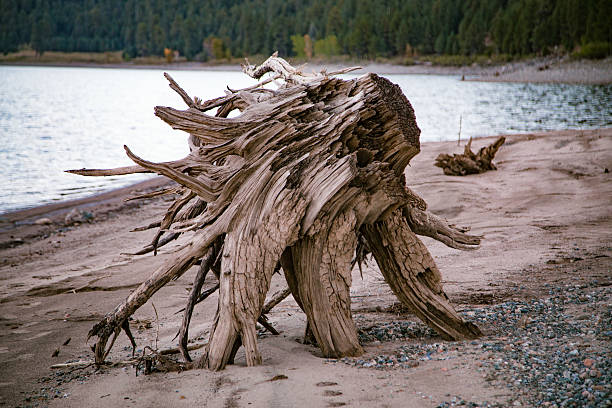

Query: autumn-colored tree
left=304, top=34, right=313, bottom=59
left=164, top=48, right=174, bottom=63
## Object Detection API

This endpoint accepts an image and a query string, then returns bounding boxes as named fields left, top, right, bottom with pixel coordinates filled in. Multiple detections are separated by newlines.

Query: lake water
left=1, top=65, right=610, bottom=214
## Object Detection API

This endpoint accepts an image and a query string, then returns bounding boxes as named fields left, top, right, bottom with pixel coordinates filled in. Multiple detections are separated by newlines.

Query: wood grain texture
left=71, top=55, right=482, bottom=369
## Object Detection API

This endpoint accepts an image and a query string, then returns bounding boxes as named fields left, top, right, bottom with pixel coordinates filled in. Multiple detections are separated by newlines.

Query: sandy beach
left=0, top=129, right=611, bottom=407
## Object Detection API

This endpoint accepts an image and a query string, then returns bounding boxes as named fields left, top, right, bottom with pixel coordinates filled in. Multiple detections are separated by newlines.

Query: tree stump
left=68, top=54, right=482, bottom=371
left=434, top=136, right=505, bottom=176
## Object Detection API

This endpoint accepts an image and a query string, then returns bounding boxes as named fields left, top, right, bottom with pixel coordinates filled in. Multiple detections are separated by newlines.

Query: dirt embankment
left=0, top=129, right=610, bottom=407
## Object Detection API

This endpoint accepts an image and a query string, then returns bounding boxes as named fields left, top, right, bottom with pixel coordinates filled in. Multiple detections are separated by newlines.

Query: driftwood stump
left=435, top=136, right=505, bottom=176
left=69, top=54, right=482, bottom=371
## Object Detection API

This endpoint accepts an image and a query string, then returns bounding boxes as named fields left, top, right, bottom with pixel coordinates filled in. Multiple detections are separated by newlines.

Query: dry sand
left=0, top=129, right=610, bottom=407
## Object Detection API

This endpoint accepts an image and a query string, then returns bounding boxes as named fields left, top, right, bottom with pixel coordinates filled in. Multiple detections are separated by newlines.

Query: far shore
left=2, top=55, right=611, bottom=84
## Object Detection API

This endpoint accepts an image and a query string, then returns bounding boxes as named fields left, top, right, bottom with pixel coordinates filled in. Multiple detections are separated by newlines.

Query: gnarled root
left=282, top=209, right=364, bottom=358
left=88, top=228, right=219, bottom=365
left=362, top=210, right=482, bottom=340
left=405, top=207, right=481, bottom=250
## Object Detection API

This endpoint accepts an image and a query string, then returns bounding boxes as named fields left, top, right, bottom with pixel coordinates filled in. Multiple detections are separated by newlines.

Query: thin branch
left=131, top=221, right=161, bottom=232
left=152, top=303, right=159, bottom=350
left=325, top=66, right=362, bottom=76
left=164, top=72, right=198, bottom=110
left=178, top=241, right=220, bottom=362
left=126, top=232, right=180, bottom=256
left=405, top=207, right=481, bottom=250
left=151, top=191, right=195, bottom=255
left=124, top=145, right=219, bottom=202
left=126, top=187, right=180, bottom=202
left=122, top=320, right=137, bottom=357
left=261, top=287, right=291, bottom=315
left=174, top=283, right=220, bottom=315
left=226, top=74, right=281, bottom=93
left=66, top=165, right=149, bottom=177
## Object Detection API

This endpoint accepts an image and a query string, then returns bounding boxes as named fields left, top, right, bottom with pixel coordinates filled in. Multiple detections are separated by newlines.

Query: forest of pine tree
left=1, top=0, right=610, bottom=60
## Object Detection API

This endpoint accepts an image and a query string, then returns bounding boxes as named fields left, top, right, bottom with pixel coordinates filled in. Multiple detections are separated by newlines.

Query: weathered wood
left=405, top=207, right=482, bottom=250
left=286, top=209, right=363, bottom=357
left=87, top=223, right=224, bottom=364
left=261, top=287, right=292, bottom=315
left=178, top=243, right=218, bottom=362
left=434, top=136, right=506, bottom=176
left=70, top=55, right=482, bottom=370
left=361, top=210, right=482, bottom=340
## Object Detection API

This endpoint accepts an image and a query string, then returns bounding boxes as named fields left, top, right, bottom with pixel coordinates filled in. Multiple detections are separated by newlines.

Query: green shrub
left=314, top=35, right=341, bottom=57
left=402, top=57, right=416, bottom=66
left=573, top=42, right=610, bottom=59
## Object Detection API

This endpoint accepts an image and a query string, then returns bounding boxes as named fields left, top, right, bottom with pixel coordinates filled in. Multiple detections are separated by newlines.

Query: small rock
left=35, top=218, right=53, bottom=225
left=323, top=390, right=343, bottom=396
left=316, top=382, right=338, bottom=387
left=589, top=369, right=600, bottom=378
left=583, top=358, right=595, bottom=368
left=64, top=209, right=81, bottom=225
left=64, top=209, right=94, bottom=225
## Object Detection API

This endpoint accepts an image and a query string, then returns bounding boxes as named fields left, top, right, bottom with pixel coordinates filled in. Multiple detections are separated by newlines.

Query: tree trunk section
left=284, top=209, right=363, bottom=357
left=361, top=210, right=481, bottom=340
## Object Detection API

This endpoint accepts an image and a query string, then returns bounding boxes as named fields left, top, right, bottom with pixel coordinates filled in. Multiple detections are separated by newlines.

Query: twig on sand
left=50, top=343, right=207, bottom=369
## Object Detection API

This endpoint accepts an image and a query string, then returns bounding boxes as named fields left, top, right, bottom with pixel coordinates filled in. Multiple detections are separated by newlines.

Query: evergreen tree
left=0, top=0, right=608, bottom=60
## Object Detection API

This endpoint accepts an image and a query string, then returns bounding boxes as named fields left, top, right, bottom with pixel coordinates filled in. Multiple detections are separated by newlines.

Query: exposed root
left=74, top=55, right=483, bottom=370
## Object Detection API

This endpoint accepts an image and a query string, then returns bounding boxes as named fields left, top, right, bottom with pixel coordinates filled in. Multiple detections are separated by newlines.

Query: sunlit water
left=1, top=66, right=610, bottom=213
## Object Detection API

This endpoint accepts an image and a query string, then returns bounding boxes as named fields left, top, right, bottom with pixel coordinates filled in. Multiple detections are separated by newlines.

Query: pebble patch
left=328, top=281, right=611, bottom=408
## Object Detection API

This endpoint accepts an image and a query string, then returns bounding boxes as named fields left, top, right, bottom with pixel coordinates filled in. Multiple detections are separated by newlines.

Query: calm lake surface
left=1, top=65, right=610, bottom=213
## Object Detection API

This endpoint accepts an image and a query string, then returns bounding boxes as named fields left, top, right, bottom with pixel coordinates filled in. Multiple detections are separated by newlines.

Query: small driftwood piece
left=50, top=343, right=206, bottom=369
left=435, top=136, right=505, bottom=176
left=68, top=54, right=482, bottom=371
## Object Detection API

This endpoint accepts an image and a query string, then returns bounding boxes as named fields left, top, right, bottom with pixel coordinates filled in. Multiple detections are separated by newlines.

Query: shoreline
left=2, top=56, right=611, bottom=84
left=1, top=128, right=609, bottom=230
left=0, top=177, right=171, bottom=227
left=0, top=128, right=610, bottom=407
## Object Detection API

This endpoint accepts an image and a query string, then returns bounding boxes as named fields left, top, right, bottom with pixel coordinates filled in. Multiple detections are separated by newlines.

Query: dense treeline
left=1, top=0, right=610, bottom=60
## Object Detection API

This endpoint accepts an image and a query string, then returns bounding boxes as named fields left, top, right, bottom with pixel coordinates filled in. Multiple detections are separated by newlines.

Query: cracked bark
left=69, top=54, right=482, bottom=370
